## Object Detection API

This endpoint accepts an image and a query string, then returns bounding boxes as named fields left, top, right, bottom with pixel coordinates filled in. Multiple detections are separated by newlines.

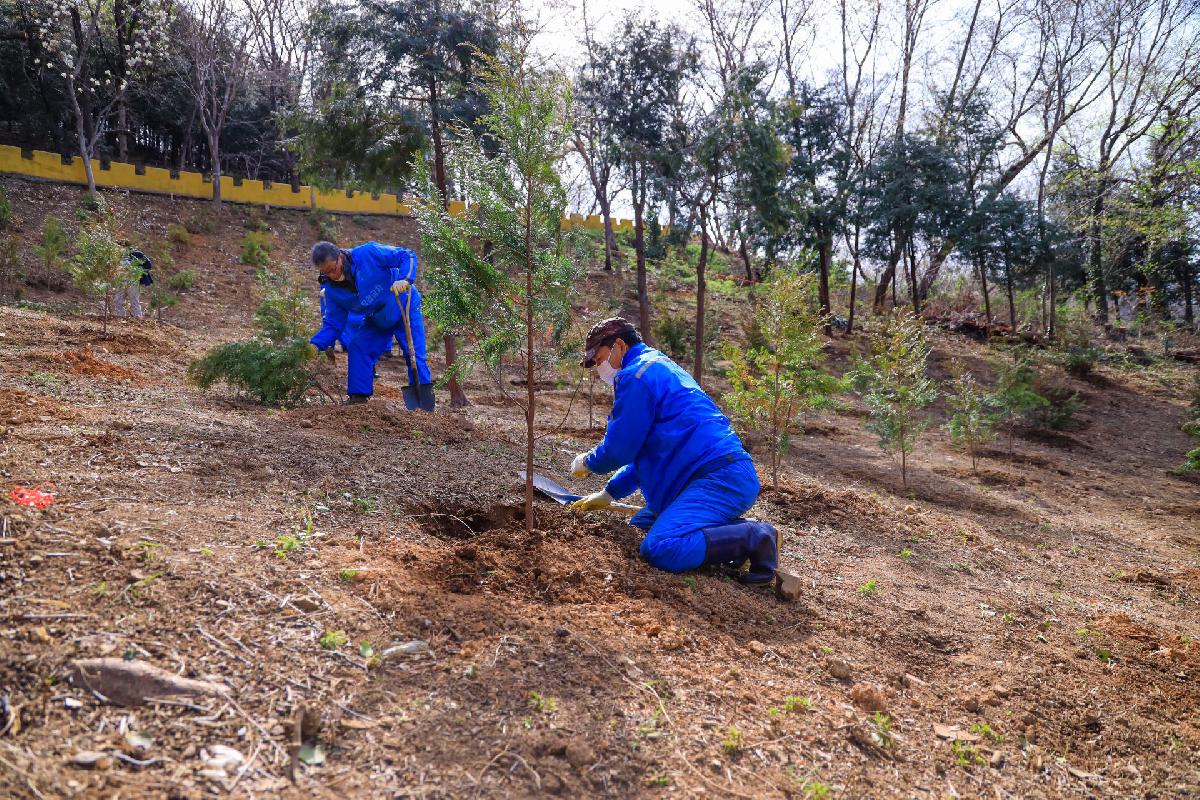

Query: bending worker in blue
left=568, top=318, right=778, bottom=583
left=309, top=240, right=433, bottom=406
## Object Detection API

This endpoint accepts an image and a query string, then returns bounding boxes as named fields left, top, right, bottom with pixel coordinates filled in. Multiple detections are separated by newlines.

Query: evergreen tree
left=850, top=311, right=938, bottom=487
left=944, top=361, right=998, bottom=473
left=723, top=272, right=841, bottom=490
left=188, top=264, right=315, bottom=405
left=413, top=43, right=578, bottom=532
left=68, top=209, right=139, bottom=333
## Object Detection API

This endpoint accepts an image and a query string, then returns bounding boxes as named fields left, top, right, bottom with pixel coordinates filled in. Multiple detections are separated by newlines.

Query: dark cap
left=581, top=317, right=637, bottom=367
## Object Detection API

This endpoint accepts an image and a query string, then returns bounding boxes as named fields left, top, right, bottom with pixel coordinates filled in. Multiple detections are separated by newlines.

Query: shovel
left=393, top=286, right=433, bottom=412
left=518, top=470, right=642, bottom=515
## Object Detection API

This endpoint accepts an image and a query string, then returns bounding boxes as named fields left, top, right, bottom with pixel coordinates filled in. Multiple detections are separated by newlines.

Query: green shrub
left=167, top=269, right=197, bottom=290
left=77, top=193, right=106, bottom=220
left=850, top=311, right=938, bottom=487
left=147, top=286, right=179, bottom=318
left=1177, top=420, right=1200, bottom=474
left=68, top=212, right=139, bottom=332
left=1186, top=372, right=1200, bottom=420
left=724, top=273, right=841, bottom=489
left=31, top=215, right=69, bottom=289
left=0, top=188, right=12, bottom=228
left=991, top=354, right=1047, bottom=451
left=945, top=362, right=998, bottom=472
left=1055, top=298, right=1099, bottom=377
left=185, top=209, right=217, bottom=234
left=244, top=208, right=270, bottom=232
left=1025, top=380, right=1080, bottom=431
left=308, top=207, right=338, bottom=242
left=189, top=338, right=314, bottom=405
left=350, top=213, right=377, bottom=229
left=167, top=223, right=191, bottom=247
left=240, top=231, right=272, bottom=267
left=0, top=236, right=24, bottom=300
left=188, top=264, right=315, bottom=406
left=654, top=311, right=691, bottom=361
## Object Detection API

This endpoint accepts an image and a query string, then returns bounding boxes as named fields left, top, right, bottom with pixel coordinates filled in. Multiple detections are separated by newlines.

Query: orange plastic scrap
left=9, top=482, right=57, bottom=509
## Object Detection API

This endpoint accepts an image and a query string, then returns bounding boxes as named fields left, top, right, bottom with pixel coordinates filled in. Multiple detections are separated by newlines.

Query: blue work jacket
left=310, top=242, right=417, bottom=351
left=584, top=343, right=750, bottom=513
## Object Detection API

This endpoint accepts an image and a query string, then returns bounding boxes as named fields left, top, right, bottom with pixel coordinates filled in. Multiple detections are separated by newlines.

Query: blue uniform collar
left=621, top=342, right=649, bottom=369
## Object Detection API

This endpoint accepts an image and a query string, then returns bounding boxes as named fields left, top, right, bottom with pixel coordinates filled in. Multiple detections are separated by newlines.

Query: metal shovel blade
left=401, top=385, right=420, bottom=411
left=519, top=470, right=582, bottom=504
left=518, top=471, right=642, bottom=514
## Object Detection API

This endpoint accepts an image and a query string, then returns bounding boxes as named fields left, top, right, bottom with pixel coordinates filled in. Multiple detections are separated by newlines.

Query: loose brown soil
left=1, top=176, right=1198, bottom=798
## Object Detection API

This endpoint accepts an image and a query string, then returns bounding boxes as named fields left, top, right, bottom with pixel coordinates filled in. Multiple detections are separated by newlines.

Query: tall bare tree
left=179, top=0, right=253, bottom=207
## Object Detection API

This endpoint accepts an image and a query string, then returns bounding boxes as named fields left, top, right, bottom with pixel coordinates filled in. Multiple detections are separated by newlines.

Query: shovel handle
left=393, top=286, right=418, bottom=387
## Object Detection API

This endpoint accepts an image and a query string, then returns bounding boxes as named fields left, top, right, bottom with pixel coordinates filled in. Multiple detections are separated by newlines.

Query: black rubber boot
left=702, top=521, right=778, bottom=585
left=345, top=393, right=370, bottom=405
left=741, top=522, right=778, bottom=584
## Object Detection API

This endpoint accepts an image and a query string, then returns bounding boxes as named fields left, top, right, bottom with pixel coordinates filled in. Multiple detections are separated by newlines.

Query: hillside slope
left=0, top=178, right=1198, bottom=798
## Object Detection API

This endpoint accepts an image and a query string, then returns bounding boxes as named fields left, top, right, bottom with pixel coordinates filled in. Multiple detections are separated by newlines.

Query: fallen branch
left=70, top=658, right=229, bottom=707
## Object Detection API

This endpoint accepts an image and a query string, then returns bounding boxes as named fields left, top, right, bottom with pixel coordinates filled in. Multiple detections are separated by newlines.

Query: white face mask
left=596, top=357, right=618, bottom=387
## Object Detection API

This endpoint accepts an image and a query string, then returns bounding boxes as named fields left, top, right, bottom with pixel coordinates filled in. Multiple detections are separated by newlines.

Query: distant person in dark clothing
left=115, top=246, right=152, bottom=319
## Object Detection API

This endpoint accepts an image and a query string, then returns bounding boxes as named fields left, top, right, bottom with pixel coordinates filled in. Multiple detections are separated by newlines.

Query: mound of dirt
left=26, top=348, right=145, bottom=383
left=285, top=402, right=476, bottom=444
left=0, top=387, right=76, bottom=424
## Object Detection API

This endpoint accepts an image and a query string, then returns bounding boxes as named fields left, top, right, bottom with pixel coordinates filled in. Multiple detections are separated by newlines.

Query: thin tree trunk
left=69, top=90, right=97, bottom=197
left=847, top=225, right=861, bottom=334
left=977, top=252, right=992, bottom=334
left=693, top=203, right=709, bottom=384
left=738, top=233, right=753, bottom=283
left=1181, top=258, right=1195, bottom=329
left=1089, top=194, right=1109, bottom=325
left=1004, top=246, right=1017, bottom=330
left=907, top=237, right=920, bottom=313
left=876, top=236, right=904, bottom=310
left=524, top=195, right=535, bottom=533
left=600, top=195, right=617, bottom=271
left=207, top=127, right=222, bottom=206
left=818, top=230, right=833, bottom=334
left=632, top=159, right=650, bottom=342
left=429, top=77, right=468, bottom=407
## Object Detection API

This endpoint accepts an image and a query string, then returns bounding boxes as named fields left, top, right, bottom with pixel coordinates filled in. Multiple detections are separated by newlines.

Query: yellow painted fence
left=0, top=145, right=656, bottom=233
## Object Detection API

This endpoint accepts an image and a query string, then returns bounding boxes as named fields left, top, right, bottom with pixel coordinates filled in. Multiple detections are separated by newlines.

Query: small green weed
left=351, top=495, right=379, bottom=515
left=338, top=568, right=360, bottom=582
left=899, top=548, right=913, bottom=561
left=783, top=696, right=811, bottom=713
left=870, top=712, right=893, bottom=747
left=167, top=223, right=191, bottom=247
left=721, top=725, right=744, bottom=755
left=137, top=540, right=163, bottom=562
left=26, top=371, right=60, bottom=390
left=951, top=739, right=986, bottom=767
left=970, top=722, right=1003, bottom=743
left=859, top=579, right=878, bottom=597
left=167, top=269, right=197, bottom=290
left=803, top=780, right=831, bottom=799
left=240, top=231, right=271, bottom=267
left=645, top=774, right=672, bottom=788
left=682, top=576, right=698, bottom=591
left=529, top=690, right=558, bottom=713
left=319, top=630, right=348, bottom=650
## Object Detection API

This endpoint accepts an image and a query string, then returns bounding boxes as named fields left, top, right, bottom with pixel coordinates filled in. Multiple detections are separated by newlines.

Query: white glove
left=391, top=279, right=410, bottom=294
left=570, top=452, right=590, bottom=479
left=570, top=490, right=612, bottom=512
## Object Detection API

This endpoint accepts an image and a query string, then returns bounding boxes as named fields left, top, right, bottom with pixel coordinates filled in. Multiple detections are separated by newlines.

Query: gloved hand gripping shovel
left=518, top=471, right=642, bottom=516
left=393, top=286, right=435, bottom=412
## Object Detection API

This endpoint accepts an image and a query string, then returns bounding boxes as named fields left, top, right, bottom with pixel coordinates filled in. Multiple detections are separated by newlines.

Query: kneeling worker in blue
left=568, top=318, right=778, bottom=583
left=309, top=240, right=433, bottom=407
